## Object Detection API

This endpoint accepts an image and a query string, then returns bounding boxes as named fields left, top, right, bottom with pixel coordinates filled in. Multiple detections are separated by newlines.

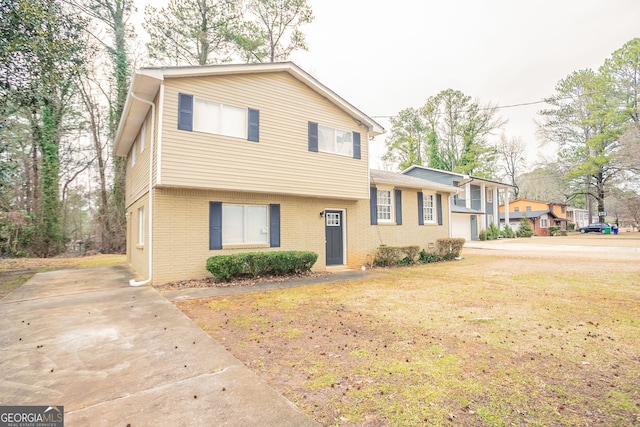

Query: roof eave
left=113, top=69, right=164, bottom=157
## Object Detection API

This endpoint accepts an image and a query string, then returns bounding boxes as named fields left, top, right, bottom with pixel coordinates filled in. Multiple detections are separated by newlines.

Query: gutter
left=129, top=92, right=155, bottom=287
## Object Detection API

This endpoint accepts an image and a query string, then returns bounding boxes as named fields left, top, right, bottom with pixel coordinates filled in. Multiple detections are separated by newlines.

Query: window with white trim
left=318, top=125, right=354, bottom=157
left=540, top=216, right=549, bottom=228
left=222, top=204, right=268, bottom=245
left=138, top=206, right=144, bottom=245
left=193, top=98, right=247, bottom=139
left=423, top=193, right=435, bottom=223
left=140, top=121, right=146, bottom=152
left=131, top=141, right=137, bottom=167
left=377, top=189, right=393, bottom=222
left=486, top=188, right=493, bottom=203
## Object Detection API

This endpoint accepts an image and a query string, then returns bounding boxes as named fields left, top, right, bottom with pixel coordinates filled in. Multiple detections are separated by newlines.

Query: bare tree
left=236, top=0, right=313, bottom=63
left=618, top=124, right=640, bottom=174
left=496, top=134, right=527, bottom=198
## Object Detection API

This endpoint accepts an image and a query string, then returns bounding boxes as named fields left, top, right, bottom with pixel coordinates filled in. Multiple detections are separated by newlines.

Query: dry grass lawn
left=178, top=237, right=640, bottom=426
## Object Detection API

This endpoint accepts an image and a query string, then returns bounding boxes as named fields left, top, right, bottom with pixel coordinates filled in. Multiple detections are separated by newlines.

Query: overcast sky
left=134, top=0, right=640, bottom=170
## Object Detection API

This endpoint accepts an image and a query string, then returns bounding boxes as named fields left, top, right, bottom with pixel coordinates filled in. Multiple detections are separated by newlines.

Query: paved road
left=464, top=235, right=640, bottom=261
left=0, top=265, right=318, bottom=426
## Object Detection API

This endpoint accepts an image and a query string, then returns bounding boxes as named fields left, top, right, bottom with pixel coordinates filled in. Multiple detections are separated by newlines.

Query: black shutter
left=437, top=194, right=443, bottom=225
left=248, top=108, right=259, bottom=142
left=269, top=204, right=280, bottom=247
left=417, top=192, right=424, bottom=225
left=209, top=202, right=222, bottom=250
left=353, top=132, right=361, bottom=159
left=308, top=122, right=318, bottom=152
left=395, top=189, right=402, bottom=225
left=370, top=187, right=377, bottom=225
left=178, top=93, right=193, bottom=131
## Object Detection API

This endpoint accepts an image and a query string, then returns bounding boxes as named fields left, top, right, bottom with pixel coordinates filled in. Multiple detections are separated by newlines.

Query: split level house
left=403, top=166, right=513, bottom=241
left=114, top=62, right=458, bottom=285
left=499, top=198, right=574, bottom=236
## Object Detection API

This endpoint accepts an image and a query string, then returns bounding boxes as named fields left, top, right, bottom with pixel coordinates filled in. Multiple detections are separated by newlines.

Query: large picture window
left=193, top=98, right=247, bottom=139
left=377, top=190, right=393, bottom=222
left=222, top=204, right=268, bottom=245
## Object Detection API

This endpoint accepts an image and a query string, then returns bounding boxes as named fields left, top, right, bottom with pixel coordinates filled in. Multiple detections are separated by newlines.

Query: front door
left=325, top=210, right=343, bottom=265
left=471, top=215, right=478, bottom=240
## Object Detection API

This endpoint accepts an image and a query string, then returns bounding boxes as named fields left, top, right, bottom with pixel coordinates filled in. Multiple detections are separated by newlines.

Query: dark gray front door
left=325, top=210, right=343, bottom=265
left=471, top=215, right=478, bottom=240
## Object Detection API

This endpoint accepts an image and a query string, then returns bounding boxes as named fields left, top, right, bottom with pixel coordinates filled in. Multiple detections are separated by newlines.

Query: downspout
left=129, top=92, right=155, bottom=287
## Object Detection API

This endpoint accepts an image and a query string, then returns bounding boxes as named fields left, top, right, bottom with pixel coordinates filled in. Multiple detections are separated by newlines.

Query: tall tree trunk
left=35, top=102, right=64, bottom=257
left=108, top=0, right=131, bottom=254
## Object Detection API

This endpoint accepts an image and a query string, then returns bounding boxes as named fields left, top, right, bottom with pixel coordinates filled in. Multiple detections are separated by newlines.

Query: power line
left=372, top=93, right=586, bottom=120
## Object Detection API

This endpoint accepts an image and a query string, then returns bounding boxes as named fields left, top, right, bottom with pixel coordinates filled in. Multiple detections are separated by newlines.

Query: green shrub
left=500, top=224, right=515, bottom=238
left=487, top=223, right=500, bottom=240
left=436, top=238, right=465, bottom=258
left=479, top=230, right=487, bottom=241
left=206, top=251, right=318, bottom=282
left=516, top=215, right=535, bottom=238
left=374, top=246, right=420, bottom=267
left=419, top=249, right=443, bottom=263
left=549, top=225, right=561, bottom=236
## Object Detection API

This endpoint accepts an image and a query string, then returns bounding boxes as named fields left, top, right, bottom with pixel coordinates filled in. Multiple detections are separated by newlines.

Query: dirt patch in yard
left=153, top=271, right=331, bottom=291
left=178, top=249, right=640, bottom=426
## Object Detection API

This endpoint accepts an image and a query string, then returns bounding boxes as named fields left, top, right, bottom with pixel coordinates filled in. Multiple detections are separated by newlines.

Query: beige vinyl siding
left=159, top=72, right=370, bottom=200
left=126, top=110, right=153, bottom=206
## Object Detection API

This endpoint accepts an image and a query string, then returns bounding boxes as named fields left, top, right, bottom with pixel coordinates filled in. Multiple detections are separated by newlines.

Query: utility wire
left=372, top=94, right=579, bottom=120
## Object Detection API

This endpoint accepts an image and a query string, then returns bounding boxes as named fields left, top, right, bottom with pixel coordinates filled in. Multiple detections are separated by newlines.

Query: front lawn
left=177, top=251, right=640, bottom=426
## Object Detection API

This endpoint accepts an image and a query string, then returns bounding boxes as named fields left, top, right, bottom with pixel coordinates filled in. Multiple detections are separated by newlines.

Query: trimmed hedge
left=206, top=251, right=318, bottom=282
left=436, top=238, right=465, bottom=257
left=374, top=239, right=466, bottom=267
left=373, top=246, right=420, bottom=267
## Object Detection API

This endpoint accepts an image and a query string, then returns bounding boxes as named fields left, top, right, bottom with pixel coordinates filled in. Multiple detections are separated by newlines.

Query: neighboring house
left=114, top=62, right=457, bottom=285
left=499, top=198, right=570, bottom=236
left=402, top=166, right=513, bottom=241
left=567, top=206, right=589, bottom=230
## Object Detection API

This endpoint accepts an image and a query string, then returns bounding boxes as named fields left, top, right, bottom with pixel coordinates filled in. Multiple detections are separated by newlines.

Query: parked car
left=579, top=222, right=612, bottom=233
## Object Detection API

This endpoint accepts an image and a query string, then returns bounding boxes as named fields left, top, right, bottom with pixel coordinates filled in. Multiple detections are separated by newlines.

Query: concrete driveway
left=0, top=265, right=318, bottom=426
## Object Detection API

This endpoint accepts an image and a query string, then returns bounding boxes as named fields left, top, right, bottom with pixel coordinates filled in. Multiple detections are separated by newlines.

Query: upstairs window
left=526, top=206, right=532, bottom=212
left=178, top=93, right=259, bottom=142
left=140, top=121, right=146, bottom=152
left=131, top=141, right=137, bottom=167
left=308, top=122, right=361, bottom=159
left=318, top=125, right=353, bottom=157
left=514, top=207, right=520, bottom=212
left=194, top=98, right=247, bottom=139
